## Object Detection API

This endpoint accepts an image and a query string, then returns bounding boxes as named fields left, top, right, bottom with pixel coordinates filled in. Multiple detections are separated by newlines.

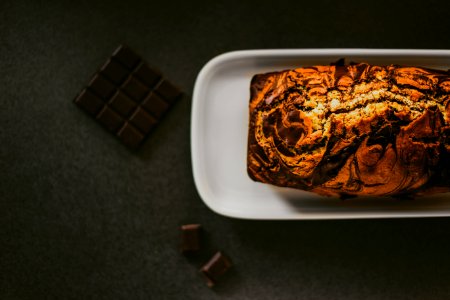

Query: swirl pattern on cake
left=247, top=62, right=450, bottom=197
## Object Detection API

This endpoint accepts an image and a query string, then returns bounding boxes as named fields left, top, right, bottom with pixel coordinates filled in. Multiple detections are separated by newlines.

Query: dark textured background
left=2, top=0, right=450, bottom=299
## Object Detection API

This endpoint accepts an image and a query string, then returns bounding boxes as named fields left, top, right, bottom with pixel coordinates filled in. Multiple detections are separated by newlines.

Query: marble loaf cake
left=247, top=62, right=450, bottom=198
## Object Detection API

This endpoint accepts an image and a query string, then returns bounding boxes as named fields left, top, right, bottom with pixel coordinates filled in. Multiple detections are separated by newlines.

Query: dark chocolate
left=117, top=122, right=144, bottom=148
left=100, top=59, right=129, bottom=84
left=96, top=106, right=123, bottom=133
left=200, top=251, right=232, bottom=287
left=112, top=45, right=141, bottom=69
left=134, top=62, right=162, bottom=86
left=74, top=45, right=182, bottom=148
left=108, top=91, right=137, bottom=117
left=74, top=89, right=104, bottom=116
left=88, top=74, right=116, bottom=100
left=142, top=92, right=169, bottom=118
left=180, top=224, right=202, bottom=254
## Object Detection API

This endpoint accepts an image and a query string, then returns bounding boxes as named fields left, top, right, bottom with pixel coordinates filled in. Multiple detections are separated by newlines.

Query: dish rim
left=191, top=48, right=450, bottom=220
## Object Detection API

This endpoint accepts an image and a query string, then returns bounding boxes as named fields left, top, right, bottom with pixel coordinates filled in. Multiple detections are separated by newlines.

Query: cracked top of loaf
left=247, top=62, right=450, bottom=197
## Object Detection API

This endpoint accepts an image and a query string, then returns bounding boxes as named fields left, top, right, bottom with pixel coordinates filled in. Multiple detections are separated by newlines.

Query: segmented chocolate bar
left=75, top=45, right=181, bottom=148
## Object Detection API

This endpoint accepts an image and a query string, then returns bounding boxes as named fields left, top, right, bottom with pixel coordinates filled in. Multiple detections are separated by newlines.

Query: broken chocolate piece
left=74, top=45, right=182, bottom=148
left=180, top=224, right=201, bottom=254
left=200, top=251, right=232, bottom=287
left=100, top=59, right=129, bottom=84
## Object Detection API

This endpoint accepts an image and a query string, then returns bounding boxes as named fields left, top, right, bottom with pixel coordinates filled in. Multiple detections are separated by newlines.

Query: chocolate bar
left=180, top=224, right=202, bottom=254
left=74, top=45, right=182, bottom=148
left=200, top=251, right=232, bottom=287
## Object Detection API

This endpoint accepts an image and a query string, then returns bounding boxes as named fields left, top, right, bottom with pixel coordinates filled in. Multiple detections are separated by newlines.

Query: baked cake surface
left=247, top=62, right=450, bottom=197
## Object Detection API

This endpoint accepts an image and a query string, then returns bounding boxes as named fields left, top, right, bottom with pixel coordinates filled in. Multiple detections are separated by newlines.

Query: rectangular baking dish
left=191, top=49, right=450, bottom=220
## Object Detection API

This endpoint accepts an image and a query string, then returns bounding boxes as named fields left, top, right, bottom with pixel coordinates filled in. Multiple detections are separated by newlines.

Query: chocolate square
left=180, top=224, right=201, bottom=254
left=100, top=59, right=130, bottom=85
left=74, top=45, right=182, bottom=149
left=141, top=92, right=169, bottom=118
left=112, top=45, right=141, bottom=70
left=96, top=106, right=124, bottom=132
left=122, top=76, right=150, bottom=101
left=109, top=91, right=137, bottom=117
left=74, top=89, right=105, bottom=116
left=130, top=107, right=157, bottom=133
left=117, top=123, right=144, bottom=148
left=88, top=74, right=116, bottom=100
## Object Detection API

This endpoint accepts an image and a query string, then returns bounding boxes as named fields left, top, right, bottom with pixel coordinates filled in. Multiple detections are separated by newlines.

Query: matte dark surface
left=1, top=0, right=450, bottom=299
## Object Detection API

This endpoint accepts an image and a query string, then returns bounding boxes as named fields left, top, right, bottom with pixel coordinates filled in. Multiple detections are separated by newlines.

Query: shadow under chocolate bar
left=74, top=45, right=182, bottom=148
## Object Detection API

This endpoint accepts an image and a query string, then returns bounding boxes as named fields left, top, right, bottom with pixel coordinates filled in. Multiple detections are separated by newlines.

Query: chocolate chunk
left=74, top=45, right=182, bottom=148
left=180, top=224, right=201, bottom=254
left=200, top=251, right=232, bottom=287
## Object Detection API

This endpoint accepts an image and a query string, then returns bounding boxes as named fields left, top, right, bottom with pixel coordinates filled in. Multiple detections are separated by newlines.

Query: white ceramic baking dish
left=191, top=49, right=450, bottom=220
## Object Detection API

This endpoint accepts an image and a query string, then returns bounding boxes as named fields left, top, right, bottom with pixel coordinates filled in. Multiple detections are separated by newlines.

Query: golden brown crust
left=247, top=63, right=450, bottom=197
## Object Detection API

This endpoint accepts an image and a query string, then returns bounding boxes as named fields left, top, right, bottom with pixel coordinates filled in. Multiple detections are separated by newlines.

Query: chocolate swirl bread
left=247, top=62, right=450, bottom=197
